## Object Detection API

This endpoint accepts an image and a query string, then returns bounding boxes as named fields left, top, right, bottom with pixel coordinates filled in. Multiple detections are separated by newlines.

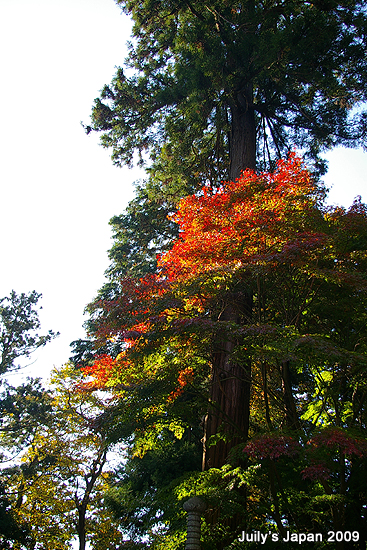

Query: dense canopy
left=80, top=156, right=367, bottom=547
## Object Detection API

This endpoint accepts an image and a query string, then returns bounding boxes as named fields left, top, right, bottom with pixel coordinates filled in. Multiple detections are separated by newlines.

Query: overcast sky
left=1, top=0, right=366, bottom=384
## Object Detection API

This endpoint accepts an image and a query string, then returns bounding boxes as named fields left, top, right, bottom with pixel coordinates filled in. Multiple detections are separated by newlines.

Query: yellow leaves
left=4, top=364, right=122, bottom=548
left=132, top=418, right=185, bottom=459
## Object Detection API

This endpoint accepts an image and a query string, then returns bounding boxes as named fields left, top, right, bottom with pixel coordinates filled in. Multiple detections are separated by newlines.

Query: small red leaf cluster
left=82, top=354, right=119, bottom=390
left=243, top=434, right=301, bottom=460
left=301, top=429, right=367, bottom=481
left=307, top=428, right=367, bottom=458
left=244, top=428, right=367, bottom=483
left=301, top=462, right=331, bottom=482
left=168, top=367, right=194, bottom=402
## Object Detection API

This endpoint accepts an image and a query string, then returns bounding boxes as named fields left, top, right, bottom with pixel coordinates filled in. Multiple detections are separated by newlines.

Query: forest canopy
left=78, top=155, right=367, bottom=549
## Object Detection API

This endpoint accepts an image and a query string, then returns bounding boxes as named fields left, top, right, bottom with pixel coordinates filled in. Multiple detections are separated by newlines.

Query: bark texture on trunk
left=229, top=85, right=256, bottom=180
left=202, top=85, right=256, bottom=471
left=203, top=293, right=252, bottom=470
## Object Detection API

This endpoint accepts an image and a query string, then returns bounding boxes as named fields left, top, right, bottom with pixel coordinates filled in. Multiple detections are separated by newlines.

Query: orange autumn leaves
left=167, top=367, right=194, bottom=402
left=160, top=153, right=324, bottom=280
left=83, top=154, right=354, bottom=394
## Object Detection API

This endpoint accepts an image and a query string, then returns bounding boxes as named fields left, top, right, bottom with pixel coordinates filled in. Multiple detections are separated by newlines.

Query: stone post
left=183, top=496, right=207, bottom=550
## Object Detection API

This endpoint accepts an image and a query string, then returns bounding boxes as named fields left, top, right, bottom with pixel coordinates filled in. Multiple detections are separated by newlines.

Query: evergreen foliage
left=0, top=291, right=58, bottom=375
left=88, top=0, right=367, bottom=178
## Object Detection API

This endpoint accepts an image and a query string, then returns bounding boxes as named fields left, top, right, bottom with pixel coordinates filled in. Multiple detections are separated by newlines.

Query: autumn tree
left=0, top=364, right=125, bottom=550
left=80, top=156, right=367, bottom=547
left=81, top=1, right=367, bottom=478
left=0, top=291, right=57, bottom=547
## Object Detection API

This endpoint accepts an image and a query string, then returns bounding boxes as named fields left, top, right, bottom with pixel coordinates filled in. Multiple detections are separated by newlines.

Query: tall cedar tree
left=89, top=0, right=367, bottom=182
left=86, top=0, right=367, bottom=282
left=84, top=0, right=367, bottom=469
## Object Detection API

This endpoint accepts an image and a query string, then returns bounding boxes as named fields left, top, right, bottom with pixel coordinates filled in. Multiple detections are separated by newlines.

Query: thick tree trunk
left=202, top=85, right=256, bottom=471
left=203, top=293, right=252, bottom=470
left=229, top=85, right=256, bottom=179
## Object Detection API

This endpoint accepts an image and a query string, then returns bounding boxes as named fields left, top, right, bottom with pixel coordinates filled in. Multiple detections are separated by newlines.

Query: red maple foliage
left=160, top=153, right=325, bottom=280
left=308, top=427, right=367, bottom=457
left=243, top=433, right=301, bottom=460
left=84, top=154, right=367, bottom=420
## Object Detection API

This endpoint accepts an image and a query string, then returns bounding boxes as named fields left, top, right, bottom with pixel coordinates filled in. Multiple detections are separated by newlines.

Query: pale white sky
left=0, top=0, right=144, bottom=381
left=0, top=0, right=366, bottom=383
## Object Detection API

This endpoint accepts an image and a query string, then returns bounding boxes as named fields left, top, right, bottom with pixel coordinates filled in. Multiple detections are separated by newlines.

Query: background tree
left=0, top=290, right=58, bottom=376
left=0, top=364, right=125, bottom=550
left=0, top=378, right=52, bottom=463
left=0, top=291, right=57, bottom=547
